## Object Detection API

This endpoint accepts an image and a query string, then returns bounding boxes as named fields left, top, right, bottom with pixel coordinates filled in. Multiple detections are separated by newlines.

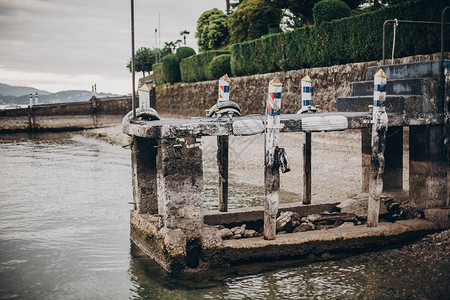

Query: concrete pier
left=125, top=60, right=449, bottom=274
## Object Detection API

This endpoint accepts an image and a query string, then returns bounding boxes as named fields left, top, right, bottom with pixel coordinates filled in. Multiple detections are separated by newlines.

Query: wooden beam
left=217, top=135, right=229, bottom=212
left=302, top=132, right=312, bottom=204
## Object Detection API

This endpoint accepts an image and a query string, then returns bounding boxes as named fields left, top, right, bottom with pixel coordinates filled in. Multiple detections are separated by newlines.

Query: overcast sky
left=0, top=0, right=225, bottom=95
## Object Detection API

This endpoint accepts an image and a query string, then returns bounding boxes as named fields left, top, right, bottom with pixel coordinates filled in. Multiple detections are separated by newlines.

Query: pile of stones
left=217, top=195, right=426, bottom=241
left=216, top=224, right=260, bottom=240
left=218, top=211, right=359, bottom=240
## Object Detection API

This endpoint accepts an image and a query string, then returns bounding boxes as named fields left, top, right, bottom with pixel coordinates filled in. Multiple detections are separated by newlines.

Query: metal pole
left=382, top=20, right=389, bottom=65
left=442, top=7, right=450, bottom=63
left=130, top=0, right=136, bottom=119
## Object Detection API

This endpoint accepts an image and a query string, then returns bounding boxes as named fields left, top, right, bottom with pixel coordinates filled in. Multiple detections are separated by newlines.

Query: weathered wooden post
left=301, top=76, right=313, bottom=204
left=264, top=77, right=282, bottom=239
left=217, top=74, right=230, bottom=212
left=303, top=131, right=312, bottom=204
left=367, top=69, right=388, bottom=227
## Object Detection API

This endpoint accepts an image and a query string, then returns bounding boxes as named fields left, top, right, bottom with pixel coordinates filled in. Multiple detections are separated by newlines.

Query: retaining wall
left=155, top=53, right=447, bottom=117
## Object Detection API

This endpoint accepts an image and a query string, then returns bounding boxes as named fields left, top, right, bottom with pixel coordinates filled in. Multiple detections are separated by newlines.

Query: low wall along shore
left=0, top=97, right=133, bottom=132
left=155, top=53, right=447, bottom=117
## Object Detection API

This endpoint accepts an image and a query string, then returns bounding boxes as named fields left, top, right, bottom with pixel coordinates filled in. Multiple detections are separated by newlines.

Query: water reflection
left=0, top=133, right=448, bottom=300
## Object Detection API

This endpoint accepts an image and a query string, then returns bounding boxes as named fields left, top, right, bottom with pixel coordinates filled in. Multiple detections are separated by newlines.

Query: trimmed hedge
left=176, top=47, right=196, bottom=62
left=231, top=0, right=450, bottom=76
left=206, top=54, right=231, bottom=80
left=161, top=54, right=180, bottom=84
left=180, top=50, right=229, bottom=83
left=152, top=63, right=164, bottom=85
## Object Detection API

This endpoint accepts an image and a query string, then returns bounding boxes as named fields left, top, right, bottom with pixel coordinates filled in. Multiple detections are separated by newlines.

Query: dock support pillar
left=157, top=137, right=204, bottom=230
left=362, top=126, right=403, bottom=192
left=217, top=135, right=229, bottom=212
left=383, top=126, right=403, bottom=190
left=131, top=137, right=158, bottom=214
left=302, top=132, right=312, bottom=204
left=409, top=125, right=447, bottom=208
left=361, top=127, right=371, bottom=192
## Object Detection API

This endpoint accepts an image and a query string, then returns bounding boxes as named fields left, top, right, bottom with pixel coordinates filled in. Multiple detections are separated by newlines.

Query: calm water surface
left=0, top=133, right=448, bottom=299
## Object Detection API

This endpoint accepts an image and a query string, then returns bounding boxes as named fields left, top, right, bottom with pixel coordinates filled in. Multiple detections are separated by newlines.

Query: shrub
left=176, top=47, right=196, bottom=62
left=161, top=54, right=180, bottom=84
left=180, top=50, right=230, bottom=82
left=206, top=54, right=231, bottom=80
left=313, top=0, right=351, bottom=25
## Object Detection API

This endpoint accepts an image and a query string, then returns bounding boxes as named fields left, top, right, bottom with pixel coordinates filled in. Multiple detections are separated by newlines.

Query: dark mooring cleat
left=206, top=101, right=241, bottom=118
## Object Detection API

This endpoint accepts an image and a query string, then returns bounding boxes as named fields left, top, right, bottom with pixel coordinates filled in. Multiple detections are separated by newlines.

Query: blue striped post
left=264, top=77, right=282, bottom=240
left=218, top=74, right=230, bottom=103
left=368, top=69, right=388, bottom=227
left=297, top=75, right=316, bottom=114
left=302, top=75, right=312, bottom=108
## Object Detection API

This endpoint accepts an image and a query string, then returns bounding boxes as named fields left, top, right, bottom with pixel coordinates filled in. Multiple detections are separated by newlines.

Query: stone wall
left=155, top=53, right=447, bottom=117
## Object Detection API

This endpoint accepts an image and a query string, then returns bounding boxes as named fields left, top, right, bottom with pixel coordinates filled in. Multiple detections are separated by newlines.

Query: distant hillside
left=0, top=83, right=51, bottom=97
left=0, top=83, right=121, bottom=105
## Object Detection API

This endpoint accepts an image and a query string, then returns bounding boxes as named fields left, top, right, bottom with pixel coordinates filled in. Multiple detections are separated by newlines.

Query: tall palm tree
left=164, top=41, right=176, bottom=54
left=180, top=30, right=190, bottom=45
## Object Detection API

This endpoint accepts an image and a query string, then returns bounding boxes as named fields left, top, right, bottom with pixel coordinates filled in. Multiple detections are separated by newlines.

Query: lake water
left=0, top=133, right=448, bottom=299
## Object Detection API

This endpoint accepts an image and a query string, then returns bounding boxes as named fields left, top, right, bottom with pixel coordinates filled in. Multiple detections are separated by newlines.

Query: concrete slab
left=221, top=219, right=439, bottom=265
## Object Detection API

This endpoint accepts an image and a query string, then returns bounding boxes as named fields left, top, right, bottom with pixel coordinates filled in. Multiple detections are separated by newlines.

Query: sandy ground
left=82, top=121, right=409, bottom=202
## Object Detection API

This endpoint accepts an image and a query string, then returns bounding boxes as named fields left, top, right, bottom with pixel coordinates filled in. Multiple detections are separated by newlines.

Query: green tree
left=196, top=8, right=230, bottom=51
left=126, top=47, right=158, bottom=77
left=269, top=0, right=361, bottom=26
left=229, top=0, right=282, bottom=43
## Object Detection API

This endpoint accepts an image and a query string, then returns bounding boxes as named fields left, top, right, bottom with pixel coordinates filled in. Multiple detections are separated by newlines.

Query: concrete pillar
left=157, top=137, right=204, bottom=230
left=383, top=126, right=403, bottom=190
left=409, top=125, right=447, bottom=208
left=362, top=126, right=403, bottom=192
left=361, top=127, right=371, bottom=192
left=131, top=137, right=158, bottom=214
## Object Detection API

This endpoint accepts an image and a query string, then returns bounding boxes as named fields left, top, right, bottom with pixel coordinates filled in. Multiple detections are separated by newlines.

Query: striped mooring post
left=218, top=74, right=230, bottom=103
left=264, top=77, right=282, bottom=240
left=367, top=69, right=388, bottom=227
left=29, top=92, right=33, bottom=107
left=217, top=73, right=231, bottom=212
left=297, top=75, right=316, bottom=114
left=35, top=92, right=38, bottom=105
